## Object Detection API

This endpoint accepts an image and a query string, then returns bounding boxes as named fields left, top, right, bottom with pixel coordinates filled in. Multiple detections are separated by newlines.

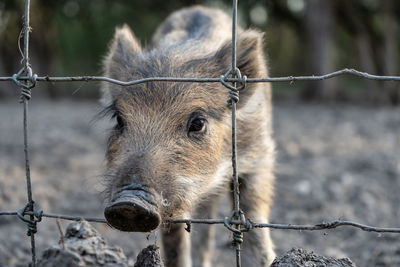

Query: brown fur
left=102, top=6, right=275, bottom=267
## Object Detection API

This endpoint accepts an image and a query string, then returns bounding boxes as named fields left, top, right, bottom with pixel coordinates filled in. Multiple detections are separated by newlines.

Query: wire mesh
left=0, top=0, right=399, bottom=266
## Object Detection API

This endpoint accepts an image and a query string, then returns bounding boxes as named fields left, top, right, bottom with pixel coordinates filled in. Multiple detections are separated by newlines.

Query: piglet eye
left=189, top=118, right=205, bottom=133
left=116, top=114, right=124, bottom=129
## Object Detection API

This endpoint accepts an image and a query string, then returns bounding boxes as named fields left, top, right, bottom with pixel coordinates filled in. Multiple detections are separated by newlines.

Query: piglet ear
left=105, top=24, right=141, bottom=70
left=102, top=25, right=142, bottom=105
left=215, top=30, right=268, bottom=108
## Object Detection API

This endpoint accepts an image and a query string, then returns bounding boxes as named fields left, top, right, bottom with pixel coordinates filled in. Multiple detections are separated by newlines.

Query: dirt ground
left=0, top=99, right=399, bottom=267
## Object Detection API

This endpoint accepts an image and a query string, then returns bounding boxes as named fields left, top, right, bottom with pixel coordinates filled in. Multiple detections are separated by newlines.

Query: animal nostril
left=105, top=184, right=161, bottom=232
left=104, top=199, right=160, bottom=232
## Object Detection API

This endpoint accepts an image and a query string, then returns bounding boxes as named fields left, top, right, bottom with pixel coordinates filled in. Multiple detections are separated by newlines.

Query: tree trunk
left=381, top=0, right=399, bottom=105
left=356, top=31, right=380, bottom=102
left=302, top=0, right=335, bottom=101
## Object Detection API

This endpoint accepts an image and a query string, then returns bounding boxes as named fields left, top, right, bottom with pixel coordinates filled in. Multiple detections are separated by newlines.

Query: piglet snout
left=104, top=184, right=161, bottom=232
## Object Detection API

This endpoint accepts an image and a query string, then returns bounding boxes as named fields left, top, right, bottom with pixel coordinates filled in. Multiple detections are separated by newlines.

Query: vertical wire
left=231, top=0, right=241, bottom=266
left=23, top=0, right=31, bottom=70
left=232, top=0, right=238, bottom=72
left=24, top=101, right=36, bottom=266
left=22, top=0, right=36, bottom=266
left=231, top=0, right=240, bottom=215
left=23, top=0, right=33, bottom=208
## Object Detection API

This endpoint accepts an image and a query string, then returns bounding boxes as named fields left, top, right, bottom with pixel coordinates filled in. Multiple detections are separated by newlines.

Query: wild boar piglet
left=102, top=6, right=275, bottom=267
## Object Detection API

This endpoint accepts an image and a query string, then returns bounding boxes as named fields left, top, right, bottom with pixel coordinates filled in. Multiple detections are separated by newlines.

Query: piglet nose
left=104, top=184, right=160, bottom=232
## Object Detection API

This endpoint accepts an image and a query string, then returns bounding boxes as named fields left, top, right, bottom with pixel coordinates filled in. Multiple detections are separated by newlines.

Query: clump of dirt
left=36, top=220, right=164, bottom=267
left=134, top=245, right=164, bottom=267
left=37, top=220, right=128, bottom=267
left=271, top=248, right=356, bottom=267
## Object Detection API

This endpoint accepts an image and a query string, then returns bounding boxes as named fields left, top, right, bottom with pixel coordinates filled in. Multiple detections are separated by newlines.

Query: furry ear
left=217, top=30, right=267, bottom=78
left=104, top=24, right=141, bottom=76
left=101, top=25, right=141, bottom=105
left=215, top=30, right=268, bottom=108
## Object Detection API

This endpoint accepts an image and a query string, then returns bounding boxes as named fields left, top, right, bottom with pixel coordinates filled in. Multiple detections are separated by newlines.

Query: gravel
left=0, top=99, right=399, bottom=266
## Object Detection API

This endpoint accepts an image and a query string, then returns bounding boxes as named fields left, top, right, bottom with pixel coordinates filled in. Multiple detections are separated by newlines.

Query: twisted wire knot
left=223, top=210, right=253, bottom=246
left=20, top=88, right=32, bottom=102
left=12, top=66, right=37, bottom=102
left=17, top=201, right=43, bottom=236
left=316, top=221, right=340, bottom=229
left=232, top=231, right=243, bottom=245
left=220, top=68, right=247, bottom=105
left=229, top=90, right=240, bottom=104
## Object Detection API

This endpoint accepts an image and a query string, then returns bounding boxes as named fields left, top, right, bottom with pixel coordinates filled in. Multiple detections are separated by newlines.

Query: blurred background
left=0, top=1, right=400, bottom=266
left=0, top=0, right=399, bottom=103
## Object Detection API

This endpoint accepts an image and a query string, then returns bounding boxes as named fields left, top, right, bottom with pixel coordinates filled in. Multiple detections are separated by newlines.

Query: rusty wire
left=2, top=210, right=400, bottom=234
left=0, top=0, right=400, bottom=267
left=1, top=68, right=400, bottom=86
left=14, top=0, right=42, bottom=266
left=221, top=1, right=243, bottom=266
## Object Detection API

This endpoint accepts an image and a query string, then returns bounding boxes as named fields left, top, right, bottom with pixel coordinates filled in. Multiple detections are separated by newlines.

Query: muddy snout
left=104, top=184, right=161, bottom=232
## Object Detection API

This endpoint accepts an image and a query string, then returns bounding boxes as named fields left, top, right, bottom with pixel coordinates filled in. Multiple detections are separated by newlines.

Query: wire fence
left=0, top=0, right=399, bottom=266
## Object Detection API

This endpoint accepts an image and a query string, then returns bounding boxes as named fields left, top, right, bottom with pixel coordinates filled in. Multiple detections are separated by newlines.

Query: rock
left=37, top=221, right=128, bottom=267
left=270, top=248, right=356, bottom=267
left=134, top=245, right=164, bottom=267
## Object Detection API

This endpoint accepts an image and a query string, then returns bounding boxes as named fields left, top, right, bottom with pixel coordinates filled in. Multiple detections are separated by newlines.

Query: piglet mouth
left=104, top=184, right=161, bottom=232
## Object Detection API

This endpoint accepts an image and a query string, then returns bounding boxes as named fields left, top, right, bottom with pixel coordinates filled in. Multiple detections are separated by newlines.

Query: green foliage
left=0, top=0, right=399, bottom=103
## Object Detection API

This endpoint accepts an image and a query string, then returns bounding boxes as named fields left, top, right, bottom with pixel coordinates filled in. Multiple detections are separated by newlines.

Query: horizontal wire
left=251, top=221, right=400, bottom=233
left=0, top=69, right=400, bottom=87
left=1, top=210, right=399, bottom=233
left=0, top=210, right=107, bottom=223
left=168, top=219, right=400, bottom=233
